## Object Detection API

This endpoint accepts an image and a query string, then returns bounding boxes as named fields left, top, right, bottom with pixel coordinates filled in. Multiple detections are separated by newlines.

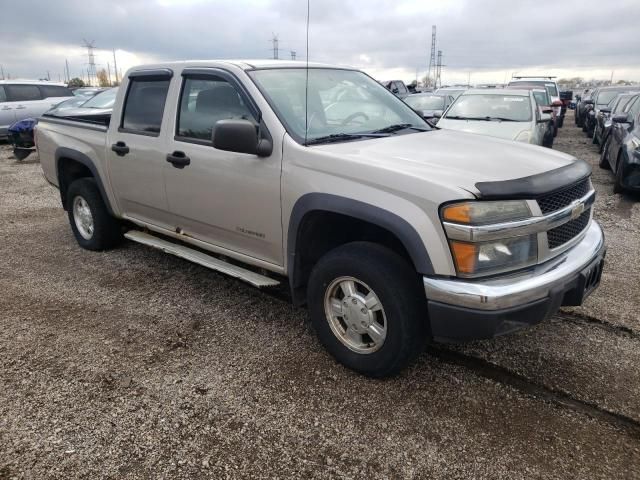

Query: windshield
left=508, top=81, right=558, bottom=98
left=248, top=68, right=428, bottom=144
left=404, top=95, right=445, bottom=111
left=597, top=90, right=623, bottom=107
left=444, top=94, right=532, bottom=121
left=81, top=88, right=118, bottom=109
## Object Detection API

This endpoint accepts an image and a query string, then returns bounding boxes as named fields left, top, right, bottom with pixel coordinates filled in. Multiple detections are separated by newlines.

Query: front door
left=164, top=69, right=283, bottom=266
left=106, top=72, right=173, bottom=228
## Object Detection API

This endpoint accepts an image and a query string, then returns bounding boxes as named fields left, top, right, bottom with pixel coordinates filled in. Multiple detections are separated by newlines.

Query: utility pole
left=46, top=70, right=51, bottom=81
left=467, top=71, right=471, bottom=87
left=436, top=50, right=442, bottom=88
left=271, top=34, right=279, bottom=60
left=112, top=49, right=119, bottom=84
left=0, top=64, right=4, bottom=80
left=428, top=25, right=436, bottom=87
left=290, top=50, right=296, bottom=60
left=610, top=70, right=614, bottom=85
left=83, top=39, right=97, bottom=86
left=65, top=59, right=71, bottom=83
left=107, top=62, right=112, bottom=86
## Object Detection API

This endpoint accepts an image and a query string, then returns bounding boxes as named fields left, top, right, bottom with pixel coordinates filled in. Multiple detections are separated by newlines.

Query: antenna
left=304, top=0, right=310, bottom=145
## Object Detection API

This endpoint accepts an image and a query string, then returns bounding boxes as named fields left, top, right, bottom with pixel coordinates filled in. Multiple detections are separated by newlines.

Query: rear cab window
left=5, top=84, right=42, bottom=102
left=120, top=71, right=171, bottom=136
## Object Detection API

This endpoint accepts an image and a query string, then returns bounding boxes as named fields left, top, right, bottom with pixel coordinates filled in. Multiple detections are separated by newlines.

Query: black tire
left=66, top=178, right=122, bottom=251
left=613, top=153, right=625, bottom=194
left=558, top=115, right=564, bottom=128
left=592, top=127, right=599, bottom=145
left=307, top=242, right=427, bottom=378
left=599, top=136, right=611, bottom=169
left=553, top=122, right=558, bottom=138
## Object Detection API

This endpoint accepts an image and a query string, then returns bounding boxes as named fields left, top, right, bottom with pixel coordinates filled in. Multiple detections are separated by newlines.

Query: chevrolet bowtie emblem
left=570, top=200, right=585, bottom=220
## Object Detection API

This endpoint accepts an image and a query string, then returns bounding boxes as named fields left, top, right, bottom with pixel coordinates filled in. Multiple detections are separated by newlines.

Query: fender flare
left=287, top=193, right=435, bottom=292
left=55, top=147, right=115, bottom=215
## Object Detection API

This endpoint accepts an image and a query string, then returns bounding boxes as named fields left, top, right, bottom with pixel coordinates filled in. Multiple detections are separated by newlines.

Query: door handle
left=111, top=141, right=130, bottom=156
left=1, top=106, right=11, bottom=111
left=15, top=105, right=26, bottom=110
left=166, top=151, right=190, bottom=169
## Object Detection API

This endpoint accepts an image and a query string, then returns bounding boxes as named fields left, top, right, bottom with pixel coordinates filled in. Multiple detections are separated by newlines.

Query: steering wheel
left=341, top=112, right=369, bottom=126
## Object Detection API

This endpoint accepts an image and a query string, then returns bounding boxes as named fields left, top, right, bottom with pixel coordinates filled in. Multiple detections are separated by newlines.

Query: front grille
left=547, top=209, right=591, bottom=249
left=537, top=178, right=590, bottom=214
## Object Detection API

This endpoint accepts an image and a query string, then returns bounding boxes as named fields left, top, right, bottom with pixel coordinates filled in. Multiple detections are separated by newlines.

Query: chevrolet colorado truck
left=35, top=60, right=606, bottom=377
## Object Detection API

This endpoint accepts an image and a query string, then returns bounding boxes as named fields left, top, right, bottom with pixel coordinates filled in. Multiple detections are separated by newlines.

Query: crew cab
left=35, top=60, right=606, bottom=377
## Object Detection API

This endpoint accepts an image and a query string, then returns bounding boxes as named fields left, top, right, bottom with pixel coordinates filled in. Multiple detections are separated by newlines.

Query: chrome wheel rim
left=72, top=196, right=94, bottom=240
left=324, top=276, right=387, bottom=354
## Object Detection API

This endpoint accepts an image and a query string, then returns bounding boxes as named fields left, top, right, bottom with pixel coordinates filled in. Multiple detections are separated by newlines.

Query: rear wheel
left=67, top=178, right=122, bottom=250
left=592, top=127, right=599, bottom=145
left=613, top=152, right=625, bottom=194
left=307, top=242, right=427, bottom=377
left=599, top=136, right=611, bottom=169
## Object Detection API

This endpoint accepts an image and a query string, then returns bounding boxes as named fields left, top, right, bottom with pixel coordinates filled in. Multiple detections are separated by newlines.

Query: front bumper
left=423, top=222, right=605, bottom=341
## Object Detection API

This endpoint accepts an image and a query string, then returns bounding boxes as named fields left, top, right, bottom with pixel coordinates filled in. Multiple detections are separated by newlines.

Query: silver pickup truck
left=35, top=60, right=606, bottom=377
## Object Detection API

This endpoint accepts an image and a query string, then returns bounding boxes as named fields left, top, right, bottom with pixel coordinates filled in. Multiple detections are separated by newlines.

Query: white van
left=0, top=80, right=73, bottom=138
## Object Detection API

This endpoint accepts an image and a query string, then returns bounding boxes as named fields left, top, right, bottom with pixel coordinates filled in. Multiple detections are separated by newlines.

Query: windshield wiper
left=370, top=123, right=429, bottom=134
left=445, top=115, right=517, bottom=122
left=305, top=133, right=388, bottom=145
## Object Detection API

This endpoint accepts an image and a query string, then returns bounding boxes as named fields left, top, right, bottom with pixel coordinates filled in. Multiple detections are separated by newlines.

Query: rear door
left=164, top=68, right=283, bottom=265
left=4, top=84, right=43, bottom=121
left=105, top=70, right=173, bottom=227
left=0, top=86, right=17, bottom=133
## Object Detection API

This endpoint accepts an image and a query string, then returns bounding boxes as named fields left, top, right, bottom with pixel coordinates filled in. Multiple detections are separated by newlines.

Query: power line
left=290, top=50, right=296, bottom=60
left=436, top=50, right=442, bottom=88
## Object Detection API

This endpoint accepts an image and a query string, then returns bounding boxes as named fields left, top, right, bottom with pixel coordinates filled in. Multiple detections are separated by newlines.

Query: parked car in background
left=435, top=86, right=467, bottom=99
left=72, top=87, right=110, bottom=98
left=594, top=92, right=637, bottom=150
left=575, top=89, right=594, bottom=127
left=584, top=86, right=639, bottom=138
left=436, top=89, right=552, bottom=147
left=403, top=92, right=454, bottom=121
left=44, top=87, right=117, bottom=126
left=514, top=85, right=556, bottom=147
left=0, top=80, right=73, bottom=138
left=507, top=77, right=563, bottom=127
left=381, top=80, right=410, bottom=99
left=602, top=93, right=640, bottom=193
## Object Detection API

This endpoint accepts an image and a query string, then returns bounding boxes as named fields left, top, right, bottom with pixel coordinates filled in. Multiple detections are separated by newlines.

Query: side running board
left=124, top=230, right=280, bottom=288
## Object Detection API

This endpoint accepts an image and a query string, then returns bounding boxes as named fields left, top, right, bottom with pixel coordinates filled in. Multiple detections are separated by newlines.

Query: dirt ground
left=1, top=113, right=639, bottom=479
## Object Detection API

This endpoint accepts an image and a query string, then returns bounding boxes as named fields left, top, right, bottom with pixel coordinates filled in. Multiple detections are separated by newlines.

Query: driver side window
left=177, top=76, right=256, bottom=141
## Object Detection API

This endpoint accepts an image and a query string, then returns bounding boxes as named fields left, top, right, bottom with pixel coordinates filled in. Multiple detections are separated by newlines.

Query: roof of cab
left=127, top=59, right=354, bottom=72
left=461, top=88, right=532, bottom=96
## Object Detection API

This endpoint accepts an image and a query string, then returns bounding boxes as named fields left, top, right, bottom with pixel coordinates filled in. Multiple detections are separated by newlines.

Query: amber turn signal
left=449, top=241, right=478, bottom=274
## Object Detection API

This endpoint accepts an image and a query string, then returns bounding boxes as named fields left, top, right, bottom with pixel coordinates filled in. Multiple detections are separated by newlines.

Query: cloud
left=1, top=0, right=639, bottom=84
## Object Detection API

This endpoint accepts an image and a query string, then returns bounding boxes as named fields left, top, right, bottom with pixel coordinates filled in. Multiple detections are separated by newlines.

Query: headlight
left=442, top=200, right=531, bottom=225
left=514, top=130, right=531, bottom=143
left=449, top=235, right=538, bottom=276
left=441, top=200, right=537, bottom=277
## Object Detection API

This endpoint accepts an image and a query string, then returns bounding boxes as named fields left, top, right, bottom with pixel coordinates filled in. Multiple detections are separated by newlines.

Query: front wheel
left=613, top=153, right=626, bottom=194
left=67, top=178, right=122, bottom=250
left=599, top=136, right=611, bottom=169
left=307, top=242, right=427, bottom=377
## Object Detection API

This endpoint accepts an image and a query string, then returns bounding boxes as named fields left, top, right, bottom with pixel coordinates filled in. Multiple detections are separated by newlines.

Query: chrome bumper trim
left=443, top=189, right=596, bottom=242
left=424, top=221, right=605, bottom=310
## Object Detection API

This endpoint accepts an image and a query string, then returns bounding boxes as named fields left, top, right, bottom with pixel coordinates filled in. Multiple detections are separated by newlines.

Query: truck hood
left=436, top=118, right=531, bottom=142
left=309, top=129, right=577, bottom=196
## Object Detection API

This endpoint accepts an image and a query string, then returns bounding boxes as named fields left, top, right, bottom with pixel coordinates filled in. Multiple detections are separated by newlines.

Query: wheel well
left=57, top=157, right=94, bottom=210
left=290, top=210, right=415, bottom=305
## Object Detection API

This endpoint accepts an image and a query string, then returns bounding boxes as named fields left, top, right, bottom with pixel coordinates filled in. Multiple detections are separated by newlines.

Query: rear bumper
left=424, top=222, right=606, bottom=341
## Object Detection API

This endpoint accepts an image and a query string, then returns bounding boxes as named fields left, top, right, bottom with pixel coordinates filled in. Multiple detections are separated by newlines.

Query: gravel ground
left=1, top=114, right=639, bottom=479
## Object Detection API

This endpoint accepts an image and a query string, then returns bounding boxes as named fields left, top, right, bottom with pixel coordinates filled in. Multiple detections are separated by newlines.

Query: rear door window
left=121, top=78, right=170, bottom=135
left=39, top=85, right=73, bottom=98
left=5, top=85, right=42, bottom=102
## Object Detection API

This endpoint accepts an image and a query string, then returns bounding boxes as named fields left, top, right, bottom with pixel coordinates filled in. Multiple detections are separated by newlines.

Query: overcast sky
left=1, top=0, right=639, bottom=85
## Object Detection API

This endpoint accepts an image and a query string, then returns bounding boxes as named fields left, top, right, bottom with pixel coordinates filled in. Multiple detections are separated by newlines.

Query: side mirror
left=541, top=107, right=553, bottom=114
left=212, top=119, right=272, bottom=157
left=600, top=107, right=611, bottom=114
left=552, top=100, right=563, bottom=107
left=584, top=99, right=594, bottom=105
left=433, top=110, right=443, bottom=119
left=612, top=113, right=630, bottom=124
left=539, top=112, right=552, bottom=122
left=392, top=88, right=399, bottom=94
